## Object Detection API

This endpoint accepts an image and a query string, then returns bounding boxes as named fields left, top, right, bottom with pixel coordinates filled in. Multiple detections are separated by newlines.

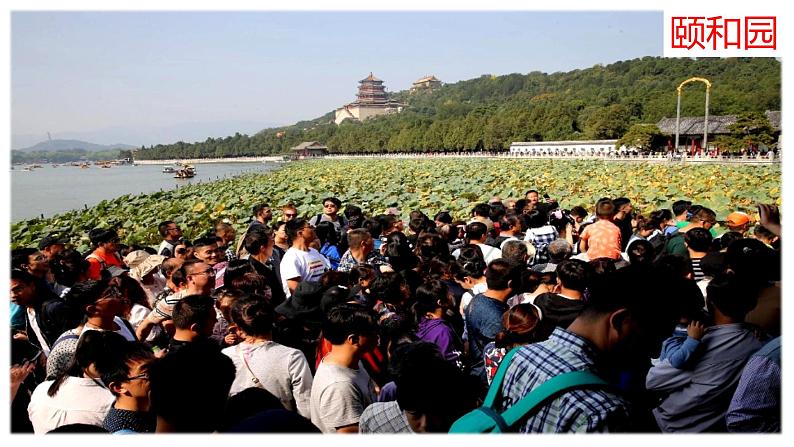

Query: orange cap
left=726, top=211, right=750, bottom=227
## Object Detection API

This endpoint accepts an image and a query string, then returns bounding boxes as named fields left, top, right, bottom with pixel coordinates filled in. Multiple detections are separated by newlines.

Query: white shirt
left=451, top=243, right=502, bottom=265
left=279, top=247, right=330, bottom=298
left=28, top=376, right=115, bottom=434
left=222, top=341, right=313, bottom=418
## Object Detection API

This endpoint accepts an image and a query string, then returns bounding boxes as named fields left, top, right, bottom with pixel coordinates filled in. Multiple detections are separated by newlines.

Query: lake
left=11, top=162, right=281, bottom=222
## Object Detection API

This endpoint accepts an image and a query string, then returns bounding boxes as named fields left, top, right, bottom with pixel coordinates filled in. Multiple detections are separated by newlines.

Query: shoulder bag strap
left=482, top=346, right=522, bottom=407
left=500, top=370, right=609, bottom=427
left=237, top=344, right=265, bottom=389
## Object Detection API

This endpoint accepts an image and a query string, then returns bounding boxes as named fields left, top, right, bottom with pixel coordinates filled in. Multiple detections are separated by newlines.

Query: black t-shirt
left=533, top=292, right=586, bottom=341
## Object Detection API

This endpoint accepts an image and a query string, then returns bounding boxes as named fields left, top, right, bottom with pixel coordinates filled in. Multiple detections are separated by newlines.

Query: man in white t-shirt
left=280, top=218, right=330, bottom=298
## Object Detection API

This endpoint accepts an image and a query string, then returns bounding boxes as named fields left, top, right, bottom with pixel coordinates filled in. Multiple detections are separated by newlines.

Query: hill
left=16, top=139, right=136, bottom=153
left=133, top=57, right=781, bottom=159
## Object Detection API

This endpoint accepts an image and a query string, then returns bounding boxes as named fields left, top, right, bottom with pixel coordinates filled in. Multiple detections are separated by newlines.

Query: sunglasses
left=284, top=213, right=297, bottom=217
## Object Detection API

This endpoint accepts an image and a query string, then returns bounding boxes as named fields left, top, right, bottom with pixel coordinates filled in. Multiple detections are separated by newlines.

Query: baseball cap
left=725, top=211, right=751, bottom=227
left=38, top=235, right=69, bottom=251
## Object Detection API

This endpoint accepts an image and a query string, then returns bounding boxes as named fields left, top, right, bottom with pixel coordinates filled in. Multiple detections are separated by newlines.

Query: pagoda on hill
left=335, top=73, right=404, bottom=125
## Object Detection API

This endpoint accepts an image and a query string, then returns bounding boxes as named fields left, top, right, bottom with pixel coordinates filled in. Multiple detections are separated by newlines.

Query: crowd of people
left=9, top=191, right=781, bottom=433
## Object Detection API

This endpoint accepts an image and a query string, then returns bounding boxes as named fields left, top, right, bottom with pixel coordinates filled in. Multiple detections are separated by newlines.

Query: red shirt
left=86, top=247, right=124, bottom=280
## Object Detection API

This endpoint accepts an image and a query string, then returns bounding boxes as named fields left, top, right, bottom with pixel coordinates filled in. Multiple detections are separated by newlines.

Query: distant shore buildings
left=334, top=73, right=404, bottom=125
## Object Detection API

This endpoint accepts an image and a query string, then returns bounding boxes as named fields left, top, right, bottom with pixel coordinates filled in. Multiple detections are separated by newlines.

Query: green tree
left=712, top=112, right=776, bottom=152
left=617, top=124, right=670, bottom=152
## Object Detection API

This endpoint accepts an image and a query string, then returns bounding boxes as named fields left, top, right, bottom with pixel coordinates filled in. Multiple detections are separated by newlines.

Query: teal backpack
left=449, top=347, right=608, bottom=433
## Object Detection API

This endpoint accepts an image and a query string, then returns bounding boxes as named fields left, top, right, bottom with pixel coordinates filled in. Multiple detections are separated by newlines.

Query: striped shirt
left=146, top=289, right=186, bottom=324
left=497, top=327, right=630, bottom=432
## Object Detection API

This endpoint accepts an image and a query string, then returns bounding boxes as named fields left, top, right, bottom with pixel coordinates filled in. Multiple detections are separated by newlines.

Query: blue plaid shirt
left=336, top=249, right=388, bottom=272
left=497, top=327, right=630, bottom=432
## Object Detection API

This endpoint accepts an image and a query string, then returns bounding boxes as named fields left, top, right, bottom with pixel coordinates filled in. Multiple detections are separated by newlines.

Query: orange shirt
left=85, top=247, right=124, bottom=280
left=580, top=219, right=622, bottom=260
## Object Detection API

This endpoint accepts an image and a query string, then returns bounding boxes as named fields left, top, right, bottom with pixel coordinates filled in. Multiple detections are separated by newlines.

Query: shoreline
left=133, top=156, right=286, bottom=165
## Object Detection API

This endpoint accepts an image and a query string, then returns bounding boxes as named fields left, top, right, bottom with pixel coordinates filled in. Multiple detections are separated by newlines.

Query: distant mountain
left=15, top=139, right=136, bottom=153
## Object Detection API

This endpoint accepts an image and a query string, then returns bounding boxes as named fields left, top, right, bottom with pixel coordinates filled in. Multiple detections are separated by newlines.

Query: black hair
left=50, top=248, right=89, bottom=287
left=252, top=203, right=270, bottom=216
left=172, top=294, right=216, bottom=330
left=613, top=197, right=631, bottom=209
left=158, top=221, right=175, bottom=237
left=11, top=248, right=38, bottom=270
left=314, top=221, right=339, bottom=246
left=48, top=331, right=129, bottom=397
left=589, top=257, right=617, bottom=276
left=384, top=231, right=418, bottom=271
left=434, top=211, right=453, bottom=224
left=464, top=222, right=487, bottom=242
left=501, top=240, right=529, bottom=267
left=322, top=303, right=378, bottom=345
left=148, top=341, right=236, bottom=432
left=369, top=271, right=410, bottom=307
left=485, top=259, right=513, bottom=290
left=452, top=246, right=486, bottom=280
left=525, top=209, right=548, bottom=229
left=344, top=204, right=363, bottom=219
left=243, top=227, right=273, bottom=256
left=471, top=203, right=491, bottom=218
left=362, top=218, right=382, bottom=239
left=556, top=259, right=592, bottom=293
left=570, top=206, right=588, bottom=218
left=706, top=272, right=760, bottom=321
left=88, top=228, right=118, bottom=246
left=525, top=189, right=539, bottom=197
left=627, top=239, right=655, bottom=266
left=672, top=200, right=692, bottom=216
left=394, top=342, right=471, bottom=428
left=685, top=227, right=713, bottom=253
left=97, top=341, right=155, bottom=397
left=61, top=279, right=114, bottom=319
left=285, top=218, right=308, bottom=245
left=221, top=387, right=284, bottom=432
left=412, top=280, right=448, bottom=323
left=192, top=237, right=218, bottom=249
left=231, top=294, right=275, bottom=337
left=223, top=259, right=257, bottom=286
left=717, top=231, right=744, bottom=251
left=321, top=197, right=342, bottom=208
left=654, top=254, right=693, bottom=280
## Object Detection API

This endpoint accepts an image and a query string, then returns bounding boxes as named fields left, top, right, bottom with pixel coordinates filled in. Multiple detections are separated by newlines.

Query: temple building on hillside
left=334, top=73, right=404, bottom=125
left=410, top=75, right=442, bottom=92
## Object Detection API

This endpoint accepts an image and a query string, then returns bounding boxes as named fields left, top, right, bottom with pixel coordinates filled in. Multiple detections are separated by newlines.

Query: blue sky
left=11, top=11, right=662, bottom=147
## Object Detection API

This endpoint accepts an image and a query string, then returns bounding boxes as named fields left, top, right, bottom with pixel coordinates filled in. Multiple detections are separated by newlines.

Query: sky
left=11, top=11, right=662, bottom=148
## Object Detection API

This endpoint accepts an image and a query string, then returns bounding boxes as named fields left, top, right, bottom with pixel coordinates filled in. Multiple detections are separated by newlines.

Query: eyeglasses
left=190, top=268, right=215, bottom=276
left=167, top=226, right=181, bottom=232
left=324, top=203, right=337, bottom=208
left=126, top=372, right=149, bottom=381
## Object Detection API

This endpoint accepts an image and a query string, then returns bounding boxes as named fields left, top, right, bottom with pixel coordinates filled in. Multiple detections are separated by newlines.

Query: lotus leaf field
left=11, top=159, right=781, bottom=252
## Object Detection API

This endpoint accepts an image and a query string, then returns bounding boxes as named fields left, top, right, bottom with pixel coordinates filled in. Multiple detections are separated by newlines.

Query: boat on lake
left=162, top=166, right=176, bottom=173
left=174, top=165, right=196, bottom=179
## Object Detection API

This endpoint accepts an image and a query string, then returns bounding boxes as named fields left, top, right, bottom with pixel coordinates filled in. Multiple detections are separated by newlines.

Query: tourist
left=578, top=198, right=622, bottom=261
left=496, top=268, right=674, bottom=432
left=663, top=206, right=717, bottom=258
left=646, top=272, right=764, bottom=432
left=11, top=268, right=76, bottom=357
left=528, top=259, right=593, bottom=341
left=453, top=222, right=502, bottom=264
left=215, top=221, right=238, bottom=262
left=452, top=247, right=488, bottom=318
left=724, top=211, right=751, bottom=236
left=46, top=280, right=137, bottom=380
left=273, top=220, right=290, bottom=259
left=672, top=200, right=693, bottom=232
left=147, top=341, right=236, bottom=433
left=38, top=235, right=68, bottom=261
left=726, top=336, right=780, bottom=432
left=100, top=341, right=157, bottom=433
left=85, top=228, right=125, bottom=280
left=412, top=280, right=463, bottom=369
left=523, top=208, right=559, bottom=265
left=249, top=203, right=273, bottom=230
left=280, top=202, right=299, bottom=222
left=684, top=227, right=713, bottom=281
left=489, top=214, right=523, bottom=250
left=464, top=259, right=514, bottom=384
left=337, top=228, right=388, bottom=273
left=469, top=203, right=494, bottom=232
left=612, top=198, right=635, bottom=251
left=243, top=226, right=286, bottom=305
left=310, top=303, right=378, bottom=433
left=156, top=221, right=183, bottom=257
left=136, top=260, right=214, bottom=341
left=483, top=303, right=541, bottom=384
left=222, top=295, right=313, bottom=418
left=192, top=236, right=227, bottom=289
left=164, top=294, right=218, bottom=355
left=315, top=221, right=342, bottom=270
left=280, top=218, right=331, bottom=298
left=309, top=197, right=348, bottom=240
left=524, top=190, right=540, bottom=211
left=28, top=331, right=128, bottom=433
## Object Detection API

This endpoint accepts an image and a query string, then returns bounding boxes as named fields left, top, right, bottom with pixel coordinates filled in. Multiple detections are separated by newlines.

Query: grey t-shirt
left=310, top=360, right=376, bottom=433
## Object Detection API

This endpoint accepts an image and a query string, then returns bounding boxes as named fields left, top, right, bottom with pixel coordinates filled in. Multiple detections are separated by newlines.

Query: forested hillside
left=133, top=57, right=780, bottom=159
